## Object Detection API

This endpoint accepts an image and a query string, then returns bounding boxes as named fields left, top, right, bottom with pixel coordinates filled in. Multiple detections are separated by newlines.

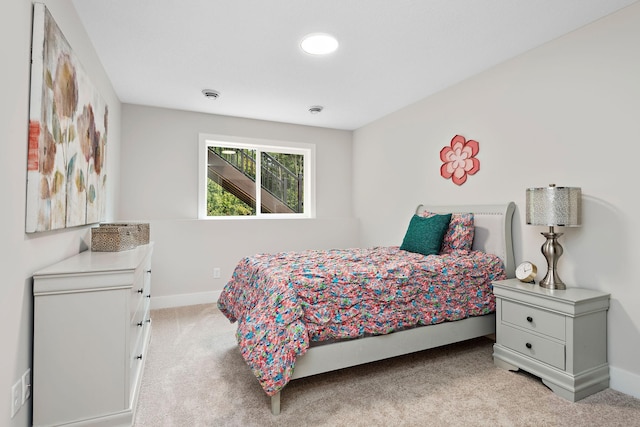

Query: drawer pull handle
left=146, top=294, right=151, bottom=299
left=146, top=269, right=152, bottom=274
left=137, top=288, right=143, bottom=294
left=146, top=319, right=151, bottom=324
left=137, top=321, right=143, bottom=327
left=526, top=316, right=533, bottom=323
left=136, top=354, right=143, bottom=360
left=525, top=343, right=532, bottom=349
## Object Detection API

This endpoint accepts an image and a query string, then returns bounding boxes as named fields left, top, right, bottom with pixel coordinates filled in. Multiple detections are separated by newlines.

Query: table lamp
left=525, top=184, right=582, bottom=290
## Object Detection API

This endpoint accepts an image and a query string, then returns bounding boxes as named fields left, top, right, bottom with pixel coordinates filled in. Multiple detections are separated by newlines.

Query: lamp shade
left=526, top=185, right=581, bottom=227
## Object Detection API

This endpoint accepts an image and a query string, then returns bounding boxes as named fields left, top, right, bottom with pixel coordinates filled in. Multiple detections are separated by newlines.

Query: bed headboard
left=415, top=202, right=516, bottom=278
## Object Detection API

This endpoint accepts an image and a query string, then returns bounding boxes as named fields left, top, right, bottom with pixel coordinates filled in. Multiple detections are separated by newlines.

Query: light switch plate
left=11, top=379, right=22, bottom=418
left=22, top=368, right=31, bottom=403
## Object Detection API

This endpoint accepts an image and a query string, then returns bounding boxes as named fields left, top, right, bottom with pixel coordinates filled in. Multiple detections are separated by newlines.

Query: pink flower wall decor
left=440, top=135, right=480, bottom=186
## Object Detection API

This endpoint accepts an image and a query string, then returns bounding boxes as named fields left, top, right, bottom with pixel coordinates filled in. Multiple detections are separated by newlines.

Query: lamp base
left=539, top=230, right=566, bottom=290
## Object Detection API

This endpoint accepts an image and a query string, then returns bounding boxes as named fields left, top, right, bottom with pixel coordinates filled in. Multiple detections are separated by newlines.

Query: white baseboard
left=151, top=290, right=221, bottom=309
left=610, top=366, right=640, bottom=399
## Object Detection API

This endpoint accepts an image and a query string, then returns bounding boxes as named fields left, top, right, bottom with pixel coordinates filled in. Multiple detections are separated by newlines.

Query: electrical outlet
left=22, top=368, right=31, bottom=403
left=11, top=379, right=22, bottom=418
left=213, top=268, right=221, bottom=279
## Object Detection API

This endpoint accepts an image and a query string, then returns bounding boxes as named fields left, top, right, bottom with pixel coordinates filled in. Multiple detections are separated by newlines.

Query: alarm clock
left=515, top=261, right=537, bottom=283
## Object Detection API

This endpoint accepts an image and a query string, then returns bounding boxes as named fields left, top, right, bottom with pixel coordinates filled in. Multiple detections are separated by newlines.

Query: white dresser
left=33, top=243, right=153, bottom=427
left=492, top=279, right=609, bottom=401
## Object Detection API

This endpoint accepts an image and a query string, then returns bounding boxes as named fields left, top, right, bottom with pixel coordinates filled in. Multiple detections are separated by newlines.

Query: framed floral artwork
left=440, top=135, right=479, bottom=186
left=26, top=3, right=109, bottom=233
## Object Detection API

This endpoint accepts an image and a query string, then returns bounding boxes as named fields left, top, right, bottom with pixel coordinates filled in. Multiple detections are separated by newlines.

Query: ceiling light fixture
left=202, top=89, right=220, bottom=99
left=300, top=33, right=339, bottom=55
left=309, top=105, right=323, bottom=114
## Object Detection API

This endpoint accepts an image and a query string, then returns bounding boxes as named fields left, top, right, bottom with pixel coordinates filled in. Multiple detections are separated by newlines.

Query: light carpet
left=134, top=304, right=640, bottom=426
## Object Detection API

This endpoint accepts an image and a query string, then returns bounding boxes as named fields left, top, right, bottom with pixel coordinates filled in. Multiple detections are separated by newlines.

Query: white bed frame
left=270, top=202, right=515, bottom=414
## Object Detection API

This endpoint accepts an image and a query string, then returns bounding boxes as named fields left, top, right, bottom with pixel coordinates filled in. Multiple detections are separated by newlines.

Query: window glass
left=207, top=146, right=256, bottom=216
left=261, top=151, right=304, bottom=214
left=199, top=135, right=314, bottom=218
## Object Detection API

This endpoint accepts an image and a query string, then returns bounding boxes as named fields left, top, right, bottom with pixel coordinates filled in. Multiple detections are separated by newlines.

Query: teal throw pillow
left=400, top=213, right=452, bottom=256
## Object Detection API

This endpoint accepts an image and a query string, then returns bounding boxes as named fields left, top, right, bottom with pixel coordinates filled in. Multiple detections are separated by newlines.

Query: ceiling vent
left=202, top=89, right=220, bottom=100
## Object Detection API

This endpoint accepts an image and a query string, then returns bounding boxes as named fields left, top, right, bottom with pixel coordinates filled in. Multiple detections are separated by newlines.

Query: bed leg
left=271, top=392, right=281, bottom=415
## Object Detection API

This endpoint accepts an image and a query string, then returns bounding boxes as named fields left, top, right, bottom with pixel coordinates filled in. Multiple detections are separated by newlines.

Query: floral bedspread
left=217, top=246, right=505, bottom=396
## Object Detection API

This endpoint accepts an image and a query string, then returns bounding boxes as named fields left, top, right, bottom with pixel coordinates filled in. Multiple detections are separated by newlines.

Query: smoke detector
left=309, top=105, right=323, bottom=114
left=202, top=89, right=220, bottom=100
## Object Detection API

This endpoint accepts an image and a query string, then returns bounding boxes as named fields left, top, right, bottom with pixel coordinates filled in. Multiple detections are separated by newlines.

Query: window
left=198, top=134, right=315, bottom=218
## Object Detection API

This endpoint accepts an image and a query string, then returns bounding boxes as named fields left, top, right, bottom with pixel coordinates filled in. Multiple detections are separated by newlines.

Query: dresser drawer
left=130, top=306, right=146, bottom=357
left=501, top=300, right=565, bottom=341
left=129, top=327, right=145, bottom=404
left=130, top=273, right=145, bottom=320
left=500, top=324, right=565, bottom=370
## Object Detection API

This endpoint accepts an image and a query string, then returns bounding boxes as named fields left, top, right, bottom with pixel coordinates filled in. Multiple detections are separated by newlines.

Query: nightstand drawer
left=500, top=324, right=565, bottom=370
left=502, top=300, right=565, bottom=341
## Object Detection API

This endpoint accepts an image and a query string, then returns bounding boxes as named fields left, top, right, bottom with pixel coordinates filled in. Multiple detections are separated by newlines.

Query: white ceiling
left=72, top=0, right=638, bottom=130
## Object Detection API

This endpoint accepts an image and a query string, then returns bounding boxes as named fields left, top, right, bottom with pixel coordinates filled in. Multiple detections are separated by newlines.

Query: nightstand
left=492, top=278, right=610, bottom=401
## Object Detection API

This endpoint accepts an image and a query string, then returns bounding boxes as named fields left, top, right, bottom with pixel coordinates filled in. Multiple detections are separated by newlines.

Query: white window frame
left=198, top=133, right=316, bottom=219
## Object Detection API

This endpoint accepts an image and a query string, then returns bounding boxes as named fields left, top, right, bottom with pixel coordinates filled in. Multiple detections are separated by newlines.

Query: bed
left=217, top=203, right=515, bottom=414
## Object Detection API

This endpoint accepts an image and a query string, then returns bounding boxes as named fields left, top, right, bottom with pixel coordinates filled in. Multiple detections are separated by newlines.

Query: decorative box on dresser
left=492, top=278, right=610, bottom=402
left=32, top=243, right=153, bottom=427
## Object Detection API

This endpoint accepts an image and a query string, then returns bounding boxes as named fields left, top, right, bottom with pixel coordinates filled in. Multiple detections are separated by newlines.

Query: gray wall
left=0, top=0, right=122, bottom=425
left=119, top=104, right=357, bottom=306
left=353, top=2, right=640, bottom=398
